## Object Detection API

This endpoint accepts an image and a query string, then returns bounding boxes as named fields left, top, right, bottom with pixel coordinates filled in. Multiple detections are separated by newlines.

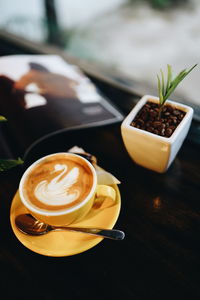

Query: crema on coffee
left=22, top=154, right=94, bottom=212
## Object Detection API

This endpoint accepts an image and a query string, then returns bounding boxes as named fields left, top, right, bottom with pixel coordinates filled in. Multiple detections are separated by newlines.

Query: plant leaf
left=166, top=64, right=172, bottom=92
left=157, top=75, right=163, bottom=104
left=0, top=116, right=7, bottom=121
left=157, top=64, right=197, bottom=108
left=161, top=69, right=165, bottom=97
left=0, top=157, right=24, bottom=171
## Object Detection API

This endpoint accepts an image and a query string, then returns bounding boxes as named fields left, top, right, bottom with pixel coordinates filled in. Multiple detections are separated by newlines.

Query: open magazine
left=0, top=54, right=123, bottom=164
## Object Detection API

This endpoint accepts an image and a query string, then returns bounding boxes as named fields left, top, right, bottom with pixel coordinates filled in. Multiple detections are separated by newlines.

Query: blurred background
left=0, top=0, right=199, bottom=107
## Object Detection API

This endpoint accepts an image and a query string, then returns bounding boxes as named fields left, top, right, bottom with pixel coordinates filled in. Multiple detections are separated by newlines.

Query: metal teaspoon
left=15, top=214, right=125, bottom=240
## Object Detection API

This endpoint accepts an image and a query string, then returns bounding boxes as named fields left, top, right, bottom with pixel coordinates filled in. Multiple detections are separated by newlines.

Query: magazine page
left=0, top=55, right=123, bottom=157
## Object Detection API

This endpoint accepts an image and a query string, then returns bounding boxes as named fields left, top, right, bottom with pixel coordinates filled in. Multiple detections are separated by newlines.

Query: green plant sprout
left=157, top=64, right=197, bottom=117
left=0, top=116, right=24, bottom=171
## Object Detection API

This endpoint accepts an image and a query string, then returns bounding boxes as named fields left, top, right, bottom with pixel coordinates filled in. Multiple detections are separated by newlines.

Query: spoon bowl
left=15, top=214, right=125, bottom=240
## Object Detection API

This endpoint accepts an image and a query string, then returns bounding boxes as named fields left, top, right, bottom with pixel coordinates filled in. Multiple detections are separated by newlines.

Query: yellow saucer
left=10, top=185, right=121, bottom=257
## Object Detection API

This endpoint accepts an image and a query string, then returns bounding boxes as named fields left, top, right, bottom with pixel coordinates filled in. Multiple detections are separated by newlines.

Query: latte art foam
left=34, top=164, right=80, bottom=206
left=23, top=154, right=93, bottom=212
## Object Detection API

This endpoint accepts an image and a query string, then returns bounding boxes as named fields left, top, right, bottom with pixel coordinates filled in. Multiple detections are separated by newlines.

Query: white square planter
left=121, top=95, right=193, bottom=173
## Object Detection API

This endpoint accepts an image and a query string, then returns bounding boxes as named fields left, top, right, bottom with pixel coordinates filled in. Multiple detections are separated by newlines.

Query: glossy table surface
left=1, top=33, right=200, bottom=300
left=1, top=119, right=200, bottom=299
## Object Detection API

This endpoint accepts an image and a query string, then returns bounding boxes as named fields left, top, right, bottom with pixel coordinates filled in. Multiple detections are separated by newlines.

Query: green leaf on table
left=0, top=158, right=24, bottom=171
left=0, top=116, right=7, bottom=121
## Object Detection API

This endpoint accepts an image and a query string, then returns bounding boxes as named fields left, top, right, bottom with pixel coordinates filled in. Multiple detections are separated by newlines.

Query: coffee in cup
left=19, top=153, right=116, bottom=225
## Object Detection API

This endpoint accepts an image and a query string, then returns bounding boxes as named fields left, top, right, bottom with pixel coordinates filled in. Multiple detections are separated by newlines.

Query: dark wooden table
left=1, top=32, right=200, bottom=300
left=1, top=121, right=200, bottom=300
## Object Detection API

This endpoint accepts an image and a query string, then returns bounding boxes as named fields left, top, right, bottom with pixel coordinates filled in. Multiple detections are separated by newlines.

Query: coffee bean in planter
left=130, top=102, right=186, bottom=138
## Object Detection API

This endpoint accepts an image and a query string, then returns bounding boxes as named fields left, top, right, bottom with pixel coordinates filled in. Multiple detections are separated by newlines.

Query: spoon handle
left=52, top=226, right=125, bottom=240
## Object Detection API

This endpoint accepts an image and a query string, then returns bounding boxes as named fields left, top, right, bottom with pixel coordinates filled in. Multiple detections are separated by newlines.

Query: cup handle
left=94, top=185, right=116, bottom=209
